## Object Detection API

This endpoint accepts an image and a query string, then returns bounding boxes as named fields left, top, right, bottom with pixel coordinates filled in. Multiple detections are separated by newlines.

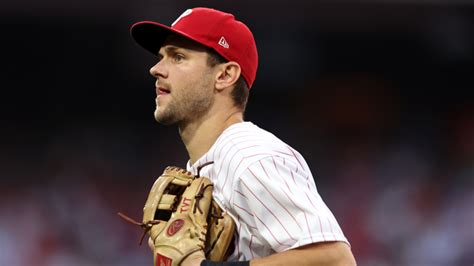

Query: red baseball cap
left=131, top=7, right=258, bottom=88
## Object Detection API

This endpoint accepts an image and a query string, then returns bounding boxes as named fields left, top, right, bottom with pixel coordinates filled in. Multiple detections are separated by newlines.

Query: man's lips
left=156, top=87, right=171, bottom=95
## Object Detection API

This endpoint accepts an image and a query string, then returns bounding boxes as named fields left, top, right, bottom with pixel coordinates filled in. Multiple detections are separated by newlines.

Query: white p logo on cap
left=172, top=9, right=193, bottom=26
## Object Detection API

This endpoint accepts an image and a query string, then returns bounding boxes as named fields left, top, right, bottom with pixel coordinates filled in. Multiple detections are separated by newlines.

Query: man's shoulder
left=213, top=121, right=293, bottom=164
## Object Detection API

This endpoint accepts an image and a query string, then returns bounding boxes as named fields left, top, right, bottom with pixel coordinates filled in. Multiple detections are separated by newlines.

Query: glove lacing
left=117, top=212, right=160, bottom=245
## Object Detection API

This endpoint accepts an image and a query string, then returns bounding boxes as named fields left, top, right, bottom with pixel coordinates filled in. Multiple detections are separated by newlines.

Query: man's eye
left=173, top=54, right=185, bottom=62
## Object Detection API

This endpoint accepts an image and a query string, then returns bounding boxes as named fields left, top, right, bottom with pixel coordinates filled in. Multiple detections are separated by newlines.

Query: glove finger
left=143, top=175, right=174, bottom=223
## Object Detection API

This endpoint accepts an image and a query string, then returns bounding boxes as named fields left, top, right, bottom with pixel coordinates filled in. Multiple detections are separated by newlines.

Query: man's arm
left=250, top=241, right=356, bottom=266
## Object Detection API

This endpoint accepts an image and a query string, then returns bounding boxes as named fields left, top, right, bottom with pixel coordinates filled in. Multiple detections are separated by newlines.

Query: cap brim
left=131, top=21, right=206, bottom=56
left=131, top=21, right=174, bottom=56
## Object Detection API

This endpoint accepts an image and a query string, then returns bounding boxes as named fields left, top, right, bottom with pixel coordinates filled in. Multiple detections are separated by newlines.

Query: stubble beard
left=154, top=80, right=214, bottom=126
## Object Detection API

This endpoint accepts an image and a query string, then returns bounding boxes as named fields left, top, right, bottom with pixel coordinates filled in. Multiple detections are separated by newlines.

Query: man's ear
left=215, top=62, right=241, bottom=91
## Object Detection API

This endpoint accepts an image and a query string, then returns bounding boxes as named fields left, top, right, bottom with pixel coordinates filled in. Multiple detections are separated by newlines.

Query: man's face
left=150, top=34, right=216, bottom=125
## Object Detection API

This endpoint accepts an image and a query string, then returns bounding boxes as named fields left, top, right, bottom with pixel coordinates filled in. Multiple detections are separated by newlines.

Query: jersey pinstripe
left=186, top=122, right=349, bottom=261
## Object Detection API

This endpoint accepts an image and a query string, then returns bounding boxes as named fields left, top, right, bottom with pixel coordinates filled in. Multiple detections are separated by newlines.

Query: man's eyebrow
left=157, top=46, right=179, bottom=57
left=162, top=46, right=181, bottom=54
left=166, top=46, right=180, bottom=52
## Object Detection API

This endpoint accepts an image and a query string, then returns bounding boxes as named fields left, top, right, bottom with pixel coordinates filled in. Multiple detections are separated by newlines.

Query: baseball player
left=130, top=7, right=355, bottom=266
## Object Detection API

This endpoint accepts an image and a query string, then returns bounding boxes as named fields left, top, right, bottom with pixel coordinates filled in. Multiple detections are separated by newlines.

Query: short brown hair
left=206, top=48, right=249, bottom=111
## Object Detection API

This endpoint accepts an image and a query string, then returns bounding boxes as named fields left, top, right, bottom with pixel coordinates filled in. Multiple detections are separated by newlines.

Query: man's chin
left=154, top=111, right=177, bottom=126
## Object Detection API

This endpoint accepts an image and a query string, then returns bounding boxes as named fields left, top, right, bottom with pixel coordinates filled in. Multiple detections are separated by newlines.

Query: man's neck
left=179, top=109, right=243, bottom=164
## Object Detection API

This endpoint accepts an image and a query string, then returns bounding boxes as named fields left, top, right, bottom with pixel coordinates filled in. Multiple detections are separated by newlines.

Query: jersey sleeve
left=232, top=155, right=349, bottom=252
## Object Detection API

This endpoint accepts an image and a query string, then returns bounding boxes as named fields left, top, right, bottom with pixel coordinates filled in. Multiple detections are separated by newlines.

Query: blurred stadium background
left=1, top=0, right=473, bottom=265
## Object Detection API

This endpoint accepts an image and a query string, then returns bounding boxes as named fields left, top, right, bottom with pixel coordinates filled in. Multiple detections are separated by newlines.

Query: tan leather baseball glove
left=118, top=166, right=235, bottom=266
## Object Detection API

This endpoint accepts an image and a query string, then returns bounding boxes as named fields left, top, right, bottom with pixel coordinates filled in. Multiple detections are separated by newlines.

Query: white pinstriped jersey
left=186, top=122, right=349, bottom=261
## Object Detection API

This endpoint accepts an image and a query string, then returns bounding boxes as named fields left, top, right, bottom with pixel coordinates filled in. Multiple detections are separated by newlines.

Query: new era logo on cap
left=131, top=7, right=259, bottom=88
left=218, top=37, right=229, bottom=49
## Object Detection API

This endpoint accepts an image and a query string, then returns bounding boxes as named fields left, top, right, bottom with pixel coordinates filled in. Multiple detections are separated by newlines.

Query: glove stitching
left=194, top=183, right=214, bottom=214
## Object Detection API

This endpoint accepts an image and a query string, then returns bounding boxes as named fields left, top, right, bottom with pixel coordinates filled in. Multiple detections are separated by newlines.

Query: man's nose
left=149, top=60, right=167, bottom=79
